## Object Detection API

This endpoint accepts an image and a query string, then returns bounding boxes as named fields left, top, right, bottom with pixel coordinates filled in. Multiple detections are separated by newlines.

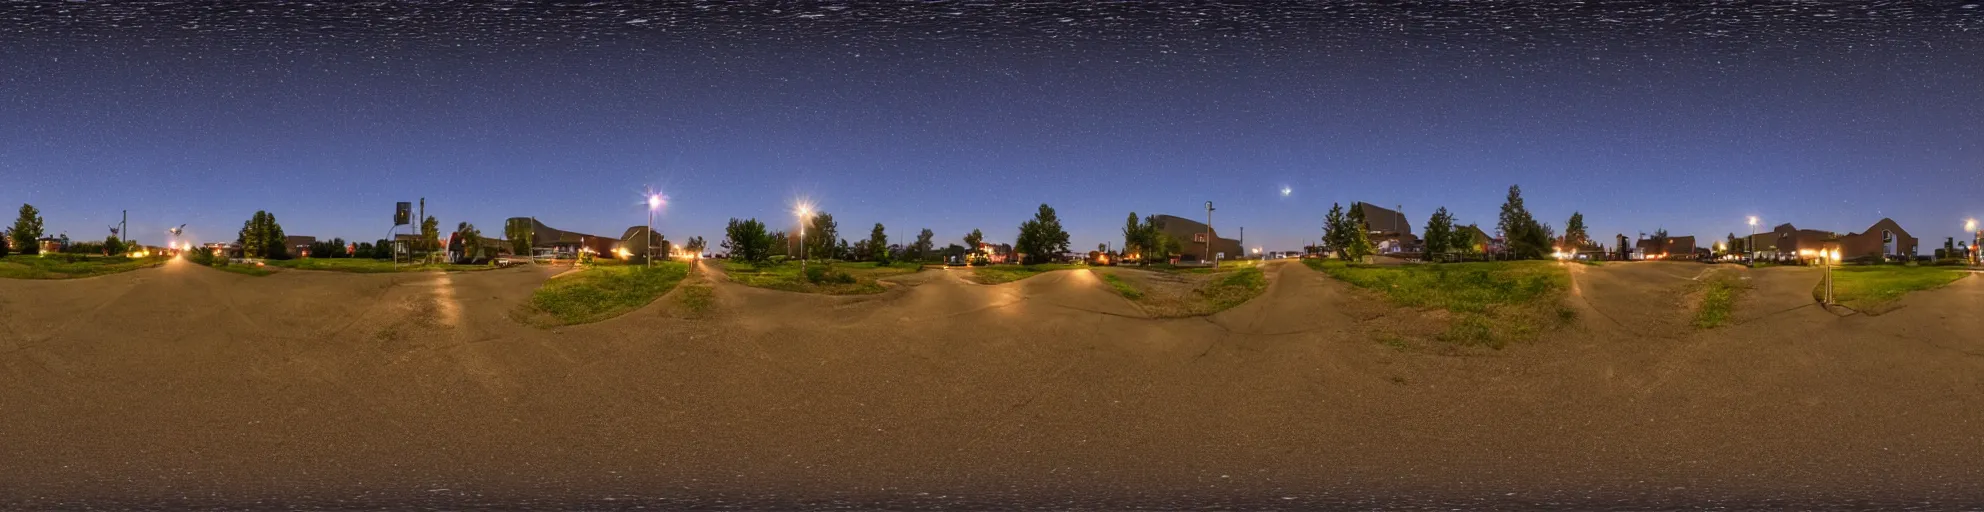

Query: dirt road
left=2, top=259, right=1980, bottom=508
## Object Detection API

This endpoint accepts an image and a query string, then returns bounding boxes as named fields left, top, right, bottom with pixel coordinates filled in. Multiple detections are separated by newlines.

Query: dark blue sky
left=3, top=2, right=1981, bottom=252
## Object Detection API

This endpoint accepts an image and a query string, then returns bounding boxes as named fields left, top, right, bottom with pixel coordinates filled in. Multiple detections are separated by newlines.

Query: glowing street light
left=1747, top=215, right=1760, bottom=267
left=794, top=200, right=816, bottom=273
left=646, top=190, right=665, bottom=268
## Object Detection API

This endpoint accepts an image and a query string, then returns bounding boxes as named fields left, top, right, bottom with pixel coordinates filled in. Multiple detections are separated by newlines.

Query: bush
left=970, top=256, right=989, bottom=266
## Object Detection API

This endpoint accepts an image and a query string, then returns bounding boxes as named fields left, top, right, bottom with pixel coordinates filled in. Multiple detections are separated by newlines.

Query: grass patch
left=1307, top=259, right=1568, bottom=348
left=526, top=262, right=691, bottom=325
left=264, top=258, right=491, bottom=273
left=0, top=254, right=169, bottom=279
left=1200, top=267, right=1267, bottom=311
left=720, top=260, right=920, bottom=294
left=1823, top=266, right=1968, bottom=313
left=211, top=262, right=276, bottom=277
left=970, top=263, right=1083, bottom=284
left=1099, top=272, right=1144, bottom=299
left=1692, top=276, right=1743, bottom=328
left=1142, top=259, right=1262, bottom=275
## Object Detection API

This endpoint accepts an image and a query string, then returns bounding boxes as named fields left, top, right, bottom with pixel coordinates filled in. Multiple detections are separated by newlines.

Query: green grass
left=1823, top=265, right=1968, bottom=313
left=676, top=282, right=715, bottom=315
left=1305, top=259, right=1569, bottom=348
left=1099, top=272, right=1144, bottom=299
left=720, top=260, right=921, bottom=294
left=263, top=258, right=490, bottom=273
left=0, top=254, right=170, bottom=279
left=210, top=262, right=277, bottom=277
left=1141, top=259, right=1262, bottom=274
left=970, top=263, right=1083, bottom=284
left=526, top=262, right=691, bottom=325
left=1200, top=267, right=1267, bottom=311
left=1693, top=277, right=1743, bottom=328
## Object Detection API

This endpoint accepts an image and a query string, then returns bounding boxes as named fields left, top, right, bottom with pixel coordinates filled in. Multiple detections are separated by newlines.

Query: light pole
left=1747, top=216, right=1759, bottom=267
left=1968, top=219, right=1978, bottom=265
left=1204, top=201, right=1215, bottom=268
left=647, top=193, right=663, bottom=268
left=797, top=204, right=813, bottom=273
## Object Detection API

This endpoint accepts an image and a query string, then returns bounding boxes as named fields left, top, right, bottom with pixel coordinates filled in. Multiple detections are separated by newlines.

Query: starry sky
left=3, top=1, right=1981, bottom=252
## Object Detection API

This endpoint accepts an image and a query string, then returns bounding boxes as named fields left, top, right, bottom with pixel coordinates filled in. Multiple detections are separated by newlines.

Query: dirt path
left=3, top=259, right=1982, bottom=508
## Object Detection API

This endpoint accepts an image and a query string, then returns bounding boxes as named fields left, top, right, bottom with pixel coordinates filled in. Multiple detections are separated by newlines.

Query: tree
left=1322, top=203, right=1348, bottom=259
left=1497, top=185, right=1549, bottom=259
left=1449, top=224, right=1477, bottom=257
left=456, top=222, right=484, bottom=262
left=685, top=236, right=707, bottom=255
left=236, top=211, right=287, bottom=259
left=103, top=235, right=125, bottom=256
left=504, top=218, right=534, bottom=256
left=419, top=215, right=440, bottom=255
left=10, top=203, right=45, bottom=255
left=964, top=229, right=984, bottom=258
left=721, top=218, right=773, bottom=264
left=1015, top=203, right=1071, bottom=265
left=913, top=228, right=935, bottom=262
left=371, top=238, right=392, bottom=259
left=1122, top=212, right=1145, bottom=258
left=866, top=223, right=891, bottom=264
left=942, top=243, right=967, bottom=260
left=1333, top=203, right=1374, bottom=261
left=1423, top=207, right=1456, bottom=261
left=1564, top=212, right=1588, bottom=251
left=835, top=238, right=851, bottom=261
left=802, top=212, right=838, bottom=261
left=356, top=242, right=376, bottom=259
left=768, top=230, right=788, bottom=257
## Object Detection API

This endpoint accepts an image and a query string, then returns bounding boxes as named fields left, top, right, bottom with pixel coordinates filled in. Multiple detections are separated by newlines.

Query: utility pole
left=1205, top=201, right=1216, bottom=268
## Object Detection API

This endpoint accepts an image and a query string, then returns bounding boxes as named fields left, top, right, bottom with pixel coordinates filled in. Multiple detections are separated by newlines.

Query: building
left=1355, top=202, right=1420, bottom=254
left=975, top=242, right=1014, bottom=264
left=1149, top=214, right=1242, bottom=263
left=1748, top=223, right=1835, bottom=263
left=1633, top=235, right=1697, bottom=260
left=1458, top=224, right=1493, bottom=254
left=284, top=236, right=316, bottom=257
left=504, top=217, right=617, bottom=258
left=1838, top=218, right=1918, bottom=261
left=614, top=226, right=668, bottom=260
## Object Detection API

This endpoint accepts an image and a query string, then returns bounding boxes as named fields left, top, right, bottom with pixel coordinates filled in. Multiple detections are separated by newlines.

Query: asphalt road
left=2, top=258, right=1981, bottom=509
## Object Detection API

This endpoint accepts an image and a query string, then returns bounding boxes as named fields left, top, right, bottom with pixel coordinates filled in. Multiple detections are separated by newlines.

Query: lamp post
left=1968, top=219, right=1978, bottom=265
left=1205, top=201, right=1216, bottom=268
left=797, top=204, right=812, bottom=273
left=1747, top=216, right=1759, bottom=267
left=647, top=193, right=663, bottom=268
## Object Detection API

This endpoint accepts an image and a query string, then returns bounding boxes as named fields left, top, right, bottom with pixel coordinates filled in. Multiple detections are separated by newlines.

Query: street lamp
left=795, top=201, right=815, bottom=273
left=1968, top=219, right=1979, bottom=265
left=647, top=192, right=663, bottom=267
left=1747, top=216, right=1759, bottom=267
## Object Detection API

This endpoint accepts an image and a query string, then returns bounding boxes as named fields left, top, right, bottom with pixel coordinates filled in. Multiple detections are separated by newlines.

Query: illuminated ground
left=2, top=258, right=1980, bottom=507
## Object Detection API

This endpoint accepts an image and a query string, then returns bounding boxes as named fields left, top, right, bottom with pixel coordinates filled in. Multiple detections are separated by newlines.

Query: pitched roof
left=1354, top=202, right=1412, bottom=235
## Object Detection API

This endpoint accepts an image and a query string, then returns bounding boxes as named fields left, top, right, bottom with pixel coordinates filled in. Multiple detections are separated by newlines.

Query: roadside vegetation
left=1305, top=259, right=1569, bottom=348
left=969, top=263, right=1083, bottom=284
left=1094, top=264, right=1268, bottom=316
left=720, top=260, right=920, bottom=294
left=1823, top=266, right=1969, bottom=314
left=1098, top=272, right=1143, bottom=299
left=0, top=254, right=169, bottom=279
left=523, top=261, right=692, bottom=325
left=263, top=258, right=489, bottom=273
left=1692, top=273, right=1746, bottom=328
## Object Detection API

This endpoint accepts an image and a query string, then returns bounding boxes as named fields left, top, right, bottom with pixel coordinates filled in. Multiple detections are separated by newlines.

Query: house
left=976, top=242, right=1014, bottom=263
left=284, top=236, right=316, bottom=257
left=1149, top=214, right=1242, bottom=262
left=1633, top=235, right=1696, bottom=260
left=1838, top=218, right=1918, bottom=261
left=1458, top=224, right=1493, bottom=254
left=1355, top=202, right=1420, bottom=254
left=1748, top=223, right=1835, bottom=263
left=614, top=226, right=668, bottom=260
left=504, top=217, right=616, bottom=258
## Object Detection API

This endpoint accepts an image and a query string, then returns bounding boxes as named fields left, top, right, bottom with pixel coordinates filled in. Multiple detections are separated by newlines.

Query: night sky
left=3, top=1, right=1981, bottom=252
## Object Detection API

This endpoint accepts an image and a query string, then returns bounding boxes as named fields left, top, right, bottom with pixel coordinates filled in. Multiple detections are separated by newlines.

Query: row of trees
left=1311, top=185, right=1591, bottom=263
left=720, top=204, right=1070, bottom=266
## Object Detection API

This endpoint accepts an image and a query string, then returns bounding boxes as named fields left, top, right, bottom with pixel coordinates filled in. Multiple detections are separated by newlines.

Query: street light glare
left=1747, top=216, right=1758, bottom=226
left=1968, top=219, right=1977, bottom=232
left=647, top=194, right=663, bottom=210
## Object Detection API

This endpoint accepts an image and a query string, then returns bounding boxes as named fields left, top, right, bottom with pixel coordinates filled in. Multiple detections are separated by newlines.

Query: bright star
left=1278, top=185, right=1292, bottom=197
